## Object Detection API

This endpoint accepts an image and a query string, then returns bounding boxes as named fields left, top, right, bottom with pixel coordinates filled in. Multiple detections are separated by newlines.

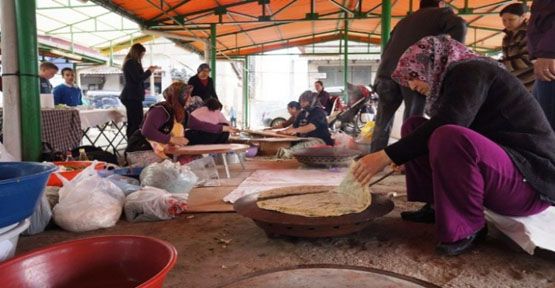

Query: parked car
left=85, top=91, right=162, bottom=109
left=84, top=91, right=123, bottom=109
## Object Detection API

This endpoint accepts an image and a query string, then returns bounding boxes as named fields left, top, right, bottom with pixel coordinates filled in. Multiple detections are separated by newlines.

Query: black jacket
left=385, top=60, right=555, bottom=203
left=188, top=75, right=218, bottom=101
left=121, top=59, right=151, bottom=102
left=376, top=7, right=466, bottom=80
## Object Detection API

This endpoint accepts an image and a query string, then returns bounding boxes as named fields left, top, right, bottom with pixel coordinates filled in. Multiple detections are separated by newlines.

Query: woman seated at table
left=353, top=35, right=555, bottom=256
left=276, top=91, right=334, bottom=158
left=281, top=91, right=334, bottom=145
left=125, top=82, right=233, bottom=165
left=186, top=98, right=236, bottom=145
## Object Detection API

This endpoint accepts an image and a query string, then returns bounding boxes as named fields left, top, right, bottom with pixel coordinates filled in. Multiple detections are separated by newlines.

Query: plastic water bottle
left=65, top=151, right=75, bottom=162
left=78, top=148, right=89, bottom=161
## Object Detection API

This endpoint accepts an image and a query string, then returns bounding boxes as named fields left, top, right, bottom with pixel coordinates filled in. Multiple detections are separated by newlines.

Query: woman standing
left=353, top=36, right=554, bottom=256
left=188, top=63, right=218, bottom=101
left=499, top=3, right=535, bottom=90
left=121, top=43, right=158, bottom=138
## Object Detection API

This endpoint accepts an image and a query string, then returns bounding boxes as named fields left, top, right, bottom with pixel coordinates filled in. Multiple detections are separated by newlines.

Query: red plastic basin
left=0, top=235, right=178, bottom=288
left=47, top=161, right=106, bottom=187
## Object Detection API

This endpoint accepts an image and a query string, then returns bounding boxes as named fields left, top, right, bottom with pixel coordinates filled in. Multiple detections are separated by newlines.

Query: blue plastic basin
left=0, top=162, right=57, bottom=227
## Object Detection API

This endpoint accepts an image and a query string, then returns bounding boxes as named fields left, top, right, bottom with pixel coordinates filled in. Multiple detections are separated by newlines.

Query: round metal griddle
left=218, top=264, right=440, bottom=288
left=234, top=193, right=394, bottom=238
left=292, top=147, right=361, bottom=167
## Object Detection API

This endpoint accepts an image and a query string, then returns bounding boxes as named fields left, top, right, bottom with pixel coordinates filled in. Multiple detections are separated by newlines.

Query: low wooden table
left=230, top=135, right=311, bottom=156
left=167, top=144, right=250, bottom=178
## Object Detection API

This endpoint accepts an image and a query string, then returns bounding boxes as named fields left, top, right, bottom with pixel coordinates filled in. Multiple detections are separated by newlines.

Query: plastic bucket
left=0, top=162, right=57, bottom=227
left=0, top=235, right=178, bottom=288
left=0, top=219, right=30, bottom=262
left=47, top=161, right=106, bottom=187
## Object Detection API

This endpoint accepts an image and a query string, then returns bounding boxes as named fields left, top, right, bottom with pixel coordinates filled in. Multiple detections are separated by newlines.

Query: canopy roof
left=89, top=0, right=515, bottom=57
left=36, top=0, right=142, bottom=49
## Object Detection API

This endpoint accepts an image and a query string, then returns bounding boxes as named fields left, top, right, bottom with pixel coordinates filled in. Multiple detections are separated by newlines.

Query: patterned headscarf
left=391, top=35, right=481, bottom=115
left=162, top=82, right=190, bottom=122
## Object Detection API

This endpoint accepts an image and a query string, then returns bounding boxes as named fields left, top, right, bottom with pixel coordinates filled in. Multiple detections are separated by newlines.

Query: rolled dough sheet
left=256, top=166, right=371, bottom=217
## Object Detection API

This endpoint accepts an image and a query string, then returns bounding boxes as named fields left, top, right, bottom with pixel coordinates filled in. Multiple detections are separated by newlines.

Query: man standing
left=314, top=80, right=332, bottom=114
left=53, top=68, right=83, bottom=107
left=39, top=62, right=59, bottom=94
left=529, top=0, right=555, bottom=130
left=370, top=0, right=467, bottom=152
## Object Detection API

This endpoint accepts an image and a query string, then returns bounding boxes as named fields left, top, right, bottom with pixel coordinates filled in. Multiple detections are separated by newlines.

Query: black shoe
left=436, top=226, right=488, bottom=256
left=400, top=203, right=435, bottom=223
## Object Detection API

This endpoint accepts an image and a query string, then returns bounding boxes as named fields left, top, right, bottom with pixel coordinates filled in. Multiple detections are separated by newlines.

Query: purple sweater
left=141, top=106, right=223, bottom=143
left=528, top=0, right=555, bottom=59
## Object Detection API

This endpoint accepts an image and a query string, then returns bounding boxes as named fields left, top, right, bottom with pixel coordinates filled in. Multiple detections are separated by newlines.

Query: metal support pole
left=343, top=17, right=349, bottom=102
left=243, top=57, right=249, bottom=129
left=210, top=24, right=217, bottom=84
left=1, top=0, right=22, bottom=159
left=109, top=41, right=114, bottom=66
left=381, top=0, right=392, bottom=53
left=149, top=42, right=155, bottom=96
left=15, top=0, right=41, bottom=161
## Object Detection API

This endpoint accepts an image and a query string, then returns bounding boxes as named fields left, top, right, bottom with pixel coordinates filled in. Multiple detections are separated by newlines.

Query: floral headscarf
left=391, top=35, right=482, bottom=115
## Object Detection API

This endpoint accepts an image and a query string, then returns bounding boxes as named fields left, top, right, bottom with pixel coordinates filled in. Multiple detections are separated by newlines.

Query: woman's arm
left=125, top=60, right=152, bottom=83
left=141, top=107, right=171, bottom=144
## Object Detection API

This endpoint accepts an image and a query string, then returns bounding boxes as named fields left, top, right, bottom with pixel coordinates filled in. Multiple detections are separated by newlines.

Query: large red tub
left=0, top=235, right=177, bottom=288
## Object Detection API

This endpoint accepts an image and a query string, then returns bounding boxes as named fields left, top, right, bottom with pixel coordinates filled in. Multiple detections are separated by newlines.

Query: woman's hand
left=222, top=125, right=238, bottom=133
left=148, top=65, right=160, bottom=72
left=391, top=163, right=406, bottom=173
left=278, top=128, right=297, bottom=135
left=353, top=150, right=393, bottom=185
left=534, top=58, right=555, bottom=81
left=170, top=136, right=189, bottom=146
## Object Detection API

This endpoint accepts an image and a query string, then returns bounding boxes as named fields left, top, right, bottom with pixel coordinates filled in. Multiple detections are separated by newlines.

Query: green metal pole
left=109, top=41, right=114, bottom=66
left=381, top=0, right=392, bottom=53
left=243, top=57, right=249, bottom=129
left=210, top=24, right=217, bottom=84
left=15, top=0, right=41, bottom=161
left=343, top=17, right=349, bottom=102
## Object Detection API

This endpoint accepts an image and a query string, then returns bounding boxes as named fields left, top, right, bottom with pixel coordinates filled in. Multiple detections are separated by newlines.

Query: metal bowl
left=292, top=147, right=361, bottom=167
left=233, top=192, right=394, bottom=238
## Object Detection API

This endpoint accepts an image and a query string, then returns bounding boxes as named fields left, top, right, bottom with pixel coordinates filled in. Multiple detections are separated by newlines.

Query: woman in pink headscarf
left=353, top=35, right=554, bottom=256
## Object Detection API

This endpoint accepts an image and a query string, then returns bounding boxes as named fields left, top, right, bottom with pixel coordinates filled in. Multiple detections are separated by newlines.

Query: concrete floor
left=17, top=159, right=555, bottom=288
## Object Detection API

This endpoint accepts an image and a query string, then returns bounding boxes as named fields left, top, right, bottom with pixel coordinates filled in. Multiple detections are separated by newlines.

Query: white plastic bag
left=185, top=157, right=220, bottom=187
left=23, top=194, right=52, bottom=235
left=140, top=159, right=198, bottom=195
left=106, top=174, right=141, bottom=195
left=53, top=161, right=125, bottom=232
left=124, top=186, right=188, bottom=222
left=0, top=141, right=15, bottom=162
left=332, top=131, right=357, bottom=149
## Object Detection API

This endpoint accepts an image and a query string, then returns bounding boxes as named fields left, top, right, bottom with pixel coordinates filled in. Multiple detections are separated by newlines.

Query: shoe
left=436, top=226, right=488, bottom=256
left=400, top=203, right=435, bottom=223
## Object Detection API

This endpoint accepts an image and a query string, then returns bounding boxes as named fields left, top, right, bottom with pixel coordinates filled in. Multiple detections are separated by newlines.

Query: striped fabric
left=501, top=22, right=535, bottom=90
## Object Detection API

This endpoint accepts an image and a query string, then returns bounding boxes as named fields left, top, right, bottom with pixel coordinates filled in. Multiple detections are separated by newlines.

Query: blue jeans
left=533, top=80, right=555, bottom=130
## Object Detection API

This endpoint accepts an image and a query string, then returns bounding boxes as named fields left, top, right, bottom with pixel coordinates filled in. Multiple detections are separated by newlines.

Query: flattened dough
left=256, top=165, right=371, bottom=217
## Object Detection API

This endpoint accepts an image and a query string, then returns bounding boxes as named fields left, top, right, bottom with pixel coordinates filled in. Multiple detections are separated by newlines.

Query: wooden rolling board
left=242, top=129, right=295, bottom=139
left=230, top=135, right=307, bottom=143
left=167, top=143, right=250, bottom=156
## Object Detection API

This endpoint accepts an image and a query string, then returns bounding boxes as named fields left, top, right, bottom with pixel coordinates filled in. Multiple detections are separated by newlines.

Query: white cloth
left=485, top=207, right=555, bottom=255
left=223, top=169, right=347, bottom=203
left=79, top=108, right=125, bottom=130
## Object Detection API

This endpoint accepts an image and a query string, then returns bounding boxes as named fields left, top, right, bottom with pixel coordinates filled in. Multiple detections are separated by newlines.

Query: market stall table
left=0, top=108, right=82, bottom=153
